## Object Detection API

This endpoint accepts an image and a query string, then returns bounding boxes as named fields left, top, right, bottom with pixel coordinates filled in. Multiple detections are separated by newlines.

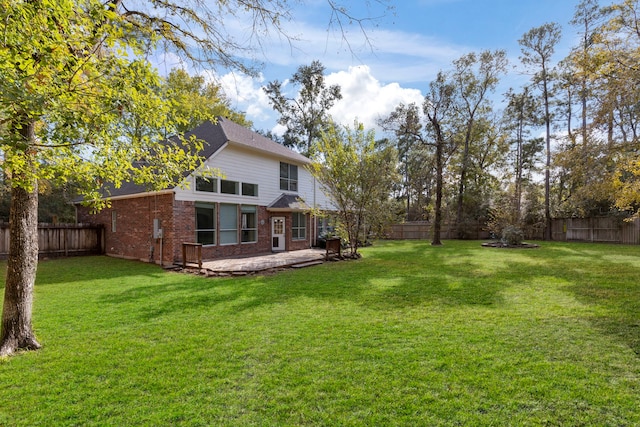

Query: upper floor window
left=280, top=162, right=298, bottom=192
left=242, top=183, right=258, bottom=197
left=196, top=176, right=217, bottom=193
left=220, top=179, right=239, bottom=195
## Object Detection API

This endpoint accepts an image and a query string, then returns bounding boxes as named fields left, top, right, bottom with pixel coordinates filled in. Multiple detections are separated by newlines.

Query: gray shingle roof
left=217, top=118, right=309, bottom=164
left=267, top=193, right=310, bottom=211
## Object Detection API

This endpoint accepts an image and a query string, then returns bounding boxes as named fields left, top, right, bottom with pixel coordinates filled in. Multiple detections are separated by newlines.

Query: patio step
left=291, top=260, right=324, bottom=268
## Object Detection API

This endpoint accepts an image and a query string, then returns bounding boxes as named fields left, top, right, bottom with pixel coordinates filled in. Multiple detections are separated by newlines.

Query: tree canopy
left=308, top=120, right=400, bottom=256
left=264, top=60, right=343, bottom=156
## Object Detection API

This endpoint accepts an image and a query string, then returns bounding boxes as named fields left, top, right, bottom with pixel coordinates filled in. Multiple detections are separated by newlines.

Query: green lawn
left=1, top=240, right=639, bottom=426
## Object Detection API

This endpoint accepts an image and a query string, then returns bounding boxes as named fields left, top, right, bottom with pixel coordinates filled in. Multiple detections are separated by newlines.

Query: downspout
left=312, top=175, right=317, bottom=248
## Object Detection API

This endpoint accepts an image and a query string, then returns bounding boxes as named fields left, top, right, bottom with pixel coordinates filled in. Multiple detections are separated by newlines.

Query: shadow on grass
left=96, top=240, right=512, bottom=321
left=562, top=261, right=640, bottom=356
left=526, top=242, right=640, bottom=357
left=32, top=256, right=166, bottom=286
left=27, top=241, right=639, bottom=357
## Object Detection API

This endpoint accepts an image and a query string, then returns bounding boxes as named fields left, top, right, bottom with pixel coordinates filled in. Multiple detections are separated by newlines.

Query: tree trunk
left=0, top=121, right=41, bottom=357
left=515, top=120, right=523, bottom=223
left=432, top=128, right=444, bottom=246
left=455, top=139, right=470, bottom=239
left=543, top=76, right=553, bottom=241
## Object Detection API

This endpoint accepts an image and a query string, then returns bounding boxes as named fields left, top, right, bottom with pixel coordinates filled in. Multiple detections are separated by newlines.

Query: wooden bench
left=325, top=238, right=341, bottom=260
left=182, top=242, right=203, bottom=269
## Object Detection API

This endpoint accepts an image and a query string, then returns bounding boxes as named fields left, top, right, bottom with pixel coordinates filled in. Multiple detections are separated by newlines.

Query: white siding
left=174, top=144, right=333, bottom=210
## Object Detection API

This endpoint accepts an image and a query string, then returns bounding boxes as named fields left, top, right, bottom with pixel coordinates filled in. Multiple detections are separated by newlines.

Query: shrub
left=502, top=225, right=524, bottom=246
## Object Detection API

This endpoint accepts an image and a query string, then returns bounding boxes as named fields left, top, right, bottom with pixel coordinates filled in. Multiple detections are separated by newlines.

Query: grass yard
left=1, top=240, right=639, bottom=426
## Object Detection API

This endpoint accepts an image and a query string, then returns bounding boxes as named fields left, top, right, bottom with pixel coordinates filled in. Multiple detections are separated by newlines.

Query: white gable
left=174, top=144, right=333, bottom=210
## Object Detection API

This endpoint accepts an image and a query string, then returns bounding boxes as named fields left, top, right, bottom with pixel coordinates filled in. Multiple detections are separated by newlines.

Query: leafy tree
left=422, top=73, right=458, bottom=245
left=549, top=2, right=614, bottom=218
left=569, top=0, right=605, bottom=147
left=379, top=103, right=434, bottom=221
left=546, top=0, right=640, bottom=219
left=460, top=113, right=510, bottom=232
left=402, top=144, right=435, bottom=221
left=381, top=72, right=457, bottom=246
left=309, top=121, right=400, bottom=256
left=593, top=0, right=640, bottom=216
left=449, top=50, right=508, bottom=237
left=0, top=0, right=389, bottom=357
left=2, top=0, right=208, bottom=356
left=163, top=69, right=250, bottom=133
left=519, top=22, right=562, bottom=240
left=502, top=87, right=543, bottom=223
left=613, top=158, right=640, bottom=216
left=264, top=60, right=342, bottom=156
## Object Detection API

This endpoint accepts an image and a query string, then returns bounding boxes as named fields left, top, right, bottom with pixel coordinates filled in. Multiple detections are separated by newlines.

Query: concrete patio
left=198, top=248, right=327, bottom=275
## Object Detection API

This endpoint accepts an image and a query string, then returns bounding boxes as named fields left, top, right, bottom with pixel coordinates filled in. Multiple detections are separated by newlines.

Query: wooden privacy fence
left=0, top=223, right=104, bottom=259
left=387, top=217, right=640, bottom=245
left=553, top=217, right=640, bottom=245
left=387, top=221, right=490, bottom=240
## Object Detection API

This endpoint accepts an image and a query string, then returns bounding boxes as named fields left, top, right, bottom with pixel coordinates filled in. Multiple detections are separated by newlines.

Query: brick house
left=75, top=118, right=332, bottom=265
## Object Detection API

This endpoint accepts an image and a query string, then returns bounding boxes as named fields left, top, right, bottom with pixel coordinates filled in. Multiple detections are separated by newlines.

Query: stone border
left=481, top=241, right=540, bottom=249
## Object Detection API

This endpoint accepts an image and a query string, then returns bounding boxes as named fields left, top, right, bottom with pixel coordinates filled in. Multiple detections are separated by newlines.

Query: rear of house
left=76, top=118, right=332, bottom=265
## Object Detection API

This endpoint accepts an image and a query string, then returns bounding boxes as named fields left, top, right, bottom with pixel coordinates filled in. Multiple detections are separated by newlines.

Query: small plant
left=502, top=225, right=524, bottom=246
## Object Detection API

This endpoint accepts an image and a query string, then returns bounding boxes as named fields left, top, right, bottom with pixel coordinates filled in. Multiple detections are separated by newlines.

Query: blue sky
left=166, top=0, right=612, bottom=135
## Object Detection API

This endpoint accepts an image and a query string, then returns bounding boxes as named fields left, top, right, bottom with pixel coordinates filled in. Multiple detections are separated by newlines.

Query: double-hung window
left=219, top=204, right=238, bottom=245
left=292, top=212, right=306, bottom=240
left=280, top=162, right=298, bottom=192
left=241, top=205, right=257, bottom=243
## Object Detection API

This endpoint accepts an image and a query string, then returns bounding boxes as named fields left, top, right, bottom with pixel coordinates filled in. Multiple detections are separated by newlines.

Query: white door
left=272, top=217, right=286, bottom=251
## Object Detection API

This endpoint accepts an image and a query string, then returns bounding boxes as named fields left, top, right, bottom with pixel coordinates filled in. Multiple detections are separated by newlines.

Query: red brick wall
left=77, top=195, right=314, bottom=264
left=77, top=193, right=175, bottom=264
left=172, top=200, right=196, bottom=261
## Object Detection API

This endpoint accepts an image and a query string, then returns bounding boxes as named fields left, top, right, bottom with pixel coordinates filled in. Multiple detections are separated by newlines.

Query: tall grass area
left=1, top=240, right=639, bottom=426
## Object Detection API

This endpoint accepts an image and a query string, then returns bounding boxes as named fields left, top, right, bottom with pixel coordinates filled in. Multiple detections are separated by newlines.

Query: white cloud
left=210, top=65, right=426, bottom=137
left=326, top=65, right=424, bottom=133
left=213, top=71, right=275, bottom=124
